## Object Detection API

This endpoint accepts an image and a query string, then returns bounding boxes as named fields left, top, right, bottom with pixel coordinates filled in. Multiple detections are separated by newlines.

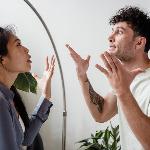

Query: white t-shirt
left=117, top=68, right=150, bottom=150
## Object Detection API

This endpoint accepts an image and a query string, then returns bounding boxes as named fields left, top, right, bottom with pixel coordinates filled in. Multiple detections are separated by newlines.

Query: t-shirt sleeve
left=147, top=101, right=150, bottom=116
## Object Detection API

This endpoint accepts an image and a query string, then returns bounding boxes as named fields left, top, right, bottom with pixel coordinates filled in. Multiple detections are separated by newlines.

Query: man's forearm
left=88, top=79, right=104, bottom=113
left=79, top=76, right=104, bottom=113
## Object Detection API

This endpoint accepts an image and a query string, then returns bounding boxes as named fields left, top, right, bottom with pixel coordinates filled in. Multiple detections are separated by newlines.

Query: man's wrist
left=115, top=88, right=131, bottom=99
left=78, top=74, right=88, bottom=83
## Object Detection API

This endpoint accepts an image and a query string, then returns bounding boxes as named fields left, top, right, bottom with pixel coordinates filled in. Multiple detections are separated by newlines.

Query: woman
left=0, top=26, right=55, bottom=150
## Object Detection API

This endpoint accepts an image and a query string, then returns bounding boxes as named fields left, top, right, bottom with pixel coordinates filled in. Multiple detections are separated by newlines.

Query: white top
left=117, top=68, right=150, bottom=150
left=19, top=116, right=27, bottom=150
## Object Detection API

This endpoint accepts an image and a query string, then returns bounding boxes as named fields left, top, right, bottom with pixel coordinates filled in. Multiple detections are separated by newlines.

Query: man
left=66, top=6, right=150, bottom=150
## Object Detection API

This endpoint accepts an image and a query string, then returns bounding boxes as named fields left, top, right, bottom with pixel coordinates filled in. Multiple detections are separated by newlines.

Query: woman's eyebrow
left=13, top=38, right=21, bottom=43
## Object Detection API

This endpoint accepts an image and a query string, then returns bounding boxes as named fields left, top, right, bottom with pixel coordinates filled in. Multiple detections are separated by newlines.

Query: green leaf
left=81, top=143, right=102, bottom=150
left=76, top=138, right=91, bottom=144
left=95, top=131, right=103, bottom=139
left=79, top=141, right=92, bottom=149
left=14, top=72, right=37, bottom=93
left=76, top=123, right=121, bottom=150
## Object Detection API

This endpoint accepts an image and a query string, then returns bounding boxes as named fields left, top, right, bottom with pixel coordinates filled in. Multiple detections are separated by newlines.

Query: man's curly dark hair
left=109, top=6, right=150, bottom=53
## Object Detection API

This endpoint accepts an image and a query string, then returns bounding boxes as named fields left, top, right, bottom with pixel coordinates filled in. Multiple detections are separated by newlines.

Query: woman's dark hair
left=0, top=26, right=16, bottom=58
left=109, top=6, right=150, bottom=53
left=10, top=85, right=30, bottom=127
left=11, top=85, right=44, bottom=150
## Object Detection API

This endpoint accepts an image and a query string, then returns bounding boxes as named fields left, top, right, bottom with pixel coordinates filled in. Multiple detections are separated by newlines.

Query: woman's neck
left=0, top=68, right=18, bottom=88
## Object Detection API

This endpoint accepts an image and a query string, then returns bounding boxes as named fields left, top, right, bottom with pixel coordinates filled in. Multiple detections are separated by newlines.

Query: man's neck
left=122, top=54, right=150, bottom=71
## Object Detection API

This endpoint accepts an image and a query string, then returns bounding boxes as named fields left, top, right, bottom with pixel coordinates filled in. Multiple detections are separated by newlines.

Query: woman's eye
left=17, top=43, right=21, bottom=46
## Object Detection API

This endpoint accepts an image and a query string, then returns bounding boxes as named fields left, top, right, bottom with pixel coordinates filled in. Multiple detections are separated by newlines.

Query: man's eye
left=118, top=30, right=123, bottom=34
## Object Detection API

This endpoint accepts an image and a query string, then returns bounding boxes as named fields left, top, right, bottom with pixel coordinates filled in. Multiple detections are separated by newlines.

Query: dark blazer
left=11, top=86, right=44, bottom=150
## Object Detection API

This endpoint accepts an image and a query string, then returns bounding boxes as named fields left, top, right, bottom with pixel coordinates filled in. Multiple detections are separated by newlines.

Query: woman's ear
left=0, top=56, right=3, bottom=64
left=0, top=55, right=8, bottom=65
left=135, top=37, right=146, bottom=50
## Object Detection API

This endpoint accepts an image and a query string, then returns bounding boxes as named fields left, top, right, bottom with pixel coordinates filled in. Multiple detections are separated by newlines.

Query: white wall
left=1, top=0, right=150, bottom=150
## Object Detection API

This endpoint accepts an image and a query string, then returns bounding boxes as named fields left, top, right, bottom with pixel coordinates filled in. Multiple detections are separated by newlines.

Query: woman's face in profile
left=2, top=34, right=32, bottom=73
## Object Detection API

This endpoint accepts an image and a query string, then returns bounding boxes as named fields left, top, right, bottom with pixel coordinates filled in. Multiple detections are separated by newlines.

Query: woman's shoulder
left=0, top=91, right=10, bottom=107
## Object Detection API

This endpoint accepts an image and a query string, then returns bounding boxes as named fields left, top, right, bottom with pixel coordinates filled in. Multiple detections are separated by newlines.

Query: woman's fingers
left=51, top=55, right=55, bottom=66
left=49, top=55, right=55, bottom=74
left=86, top=55, right=91, bottom=63
left=45, top=55, right=55, bottom=71
left=32, top=73, right=40, bottom=82
left=45, top=56, right=49, bottom=71
left=50, top=55, right=55, bottom=71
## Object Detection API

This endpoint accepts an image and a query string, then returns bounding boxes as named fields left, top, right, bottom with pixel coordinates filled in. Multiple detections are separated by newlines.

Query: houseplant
left=14, top=72, right=37, bottom=93
left=77, top=123, right=121, bottom=150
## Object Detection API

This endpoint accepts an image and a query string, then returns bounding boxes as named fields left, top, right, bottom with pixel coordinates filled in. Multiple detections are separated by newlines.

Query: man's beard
left=115, top=52, right=133, bottom=62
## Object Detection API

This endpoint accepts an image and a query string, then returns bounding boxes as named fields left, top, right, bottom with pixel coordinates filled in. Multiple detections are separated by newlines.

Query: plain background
left=0, top=0, right=150, bottom=149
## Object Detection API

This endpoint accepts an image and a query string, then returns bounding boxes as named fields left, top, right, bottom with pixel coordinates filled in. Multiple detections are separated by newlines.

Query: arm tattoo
left=87, top=79, right=104, bottom=113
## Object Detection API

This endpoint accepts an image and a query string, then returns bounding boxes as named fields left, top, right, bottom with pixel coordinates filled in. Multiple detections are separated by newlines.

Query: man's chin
left=107, top=49, right=116, bottom=55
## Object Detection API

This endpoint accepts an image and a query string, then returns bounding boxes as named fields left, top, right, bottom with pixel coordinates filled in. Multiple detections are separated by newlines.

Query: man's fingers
left=110, top=54, right=122, bottom=70
left=100, top=54, right=112, bottom=73
left=66, top=44, right=79, bottom=55
left=95, top=64, right=108, bottom=76
left=66, top=44, right=80, bottom=57
left=132, top=68, right=144, bottom=77
left=70, top=53, right=80, bottom=63
left=104, top=52, right=117, bottom=72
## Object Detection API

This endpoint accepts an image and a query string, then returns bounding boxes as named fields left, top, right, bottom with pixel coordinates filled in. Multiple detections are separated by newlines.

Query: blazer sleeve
left=22, top=96, right=53, bottom=146
left=0, top=98, right=19, bottom=150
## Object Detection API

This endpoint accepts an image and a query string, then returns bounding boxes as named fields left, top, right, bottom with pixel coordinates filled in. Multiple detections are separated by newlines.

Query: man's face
left=108, top=22, right=137, bottom=61
left=2, top=34, right=32, bottom=73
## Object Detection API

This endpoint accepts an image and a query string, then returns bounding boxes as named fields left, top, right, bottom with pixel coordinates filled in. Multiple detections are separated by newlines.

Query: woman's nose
left=23, top=46, right=29, bottom=53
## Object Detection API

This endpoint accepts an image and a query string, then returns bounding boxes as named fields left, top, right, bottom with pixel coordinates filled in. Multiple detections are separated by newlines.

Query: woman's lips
left=27, top=59, right=32, bottom=63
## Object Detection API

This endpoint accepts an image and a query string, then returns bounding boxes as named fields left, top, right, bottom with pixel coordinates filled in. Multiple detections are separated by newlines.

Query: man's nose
left=108, top=32, right=115, bottom=43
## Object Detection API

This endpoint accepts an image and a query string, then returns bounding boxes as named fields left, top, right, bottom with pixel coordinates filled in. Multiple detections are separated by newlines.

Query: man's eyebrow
left=112, top=27, right=126, bottom=31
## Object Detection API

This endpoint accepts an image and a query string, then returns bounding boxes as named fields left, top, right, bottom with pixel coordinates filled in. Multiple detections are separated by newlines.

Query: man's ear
left=135, top=37, right=146, bottom=50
